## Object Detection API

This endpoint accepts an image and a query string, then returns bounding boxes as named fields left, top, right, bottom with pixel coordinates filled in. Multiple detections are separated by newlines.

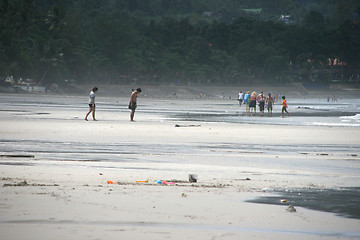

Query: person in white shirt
left=238, top=91, right=244, bottom=106
left=85, top=86, right=98, bottom=121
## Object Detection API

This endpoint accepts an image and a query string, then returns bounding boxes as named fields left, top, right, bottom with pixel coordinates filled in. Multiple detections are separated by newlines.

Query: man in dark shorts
left=281, top=95, right=290, bottom=118
left=258, top=92, right=266, bottom=116
left=129, top=88, right=142, bottom=121
left=85, top=86, right=98, bottom=121
left=249, top=91, right=257, bottom=116
left=266, top=93, right=274, bottom=116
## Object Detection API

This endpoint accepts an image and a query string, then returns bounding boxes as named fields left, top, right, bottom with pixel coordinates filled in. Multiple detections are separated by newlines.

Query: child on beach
left=281, top=95, right=290, bottom=118
left=85, top=86, right=98, bottom=121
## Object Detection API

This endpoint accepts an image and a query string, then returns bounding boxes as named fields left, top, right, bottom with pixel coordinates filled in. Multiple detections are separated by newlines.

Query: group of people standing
left=85, top=87, right=142, bottom=121
left=238, top=91, right=290, bottom=117
left=84, top=86, right=290, bottom=121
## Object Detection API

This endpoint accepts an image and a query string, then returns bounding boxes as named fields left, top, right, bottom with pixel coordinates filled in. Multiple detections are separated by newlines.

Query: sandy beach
left=0, top=88, right=360, bottom=240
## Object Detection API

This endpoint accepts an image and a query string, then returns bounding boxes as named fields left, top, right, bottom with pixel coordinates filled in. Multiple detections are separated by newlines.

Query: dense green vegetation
left=0, top=0, right=359, bottom=85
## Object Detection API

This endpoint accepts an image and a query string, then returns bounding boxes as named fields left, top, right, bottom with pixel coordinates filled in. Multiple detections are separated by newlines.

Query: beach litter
left=175, top=124, right=201, bottom=127
left=156, top=180, right=176, bottom=185
left=235, top=178, right=251, bottom=181
left=107, top=180, right=118, bottom=184
left=188, top=174, right=198, bottom=183
left=136, top=180, right=149, bottom=183
left=286, top=205, right=297, bottom=212
left=163, top=182, right=176, bottom=185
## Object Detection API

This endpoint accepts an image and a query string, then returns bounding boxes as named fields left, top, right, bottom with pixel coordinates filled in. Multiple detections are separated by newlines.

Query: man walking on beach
left=238, top=91, right=244, bottom=106
left=129, top=88, right=142, bottom=121
left=85, top=86, right=98, bottom=121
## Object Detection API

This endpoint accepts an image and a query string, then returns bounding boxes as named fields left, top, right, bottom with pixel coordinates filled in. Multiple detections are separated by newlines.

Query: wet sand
left=0, top=93, right=360, bottom=240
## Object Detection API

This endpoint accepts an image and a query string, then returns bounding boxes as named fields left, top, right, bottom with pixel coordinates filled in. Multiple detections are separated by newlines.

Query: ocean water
left=167, top=98, right=360, bottom=127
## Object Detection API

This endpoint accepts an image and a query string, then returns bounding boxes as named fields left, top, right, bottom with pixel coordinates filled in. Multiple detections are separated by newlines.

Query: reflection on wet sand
left=248, top=187, right=360, bottom=219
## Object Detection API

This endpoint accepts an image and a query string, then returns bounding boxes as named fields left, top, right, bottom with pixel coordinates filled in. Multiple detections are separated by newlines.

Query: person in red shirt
left=281, top=95, right=290, bottom=118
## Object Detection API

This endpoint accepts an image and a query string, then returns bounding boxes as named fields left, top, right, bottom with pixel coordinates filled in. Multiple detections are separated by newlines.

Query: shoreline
left=1, top=82, right=360, bottom=99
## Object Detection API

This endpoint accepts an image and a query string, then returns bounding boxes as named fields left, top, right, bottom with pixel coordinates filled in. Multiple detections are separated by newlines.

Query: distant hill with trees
left=0, top=0, right=359, bottom=86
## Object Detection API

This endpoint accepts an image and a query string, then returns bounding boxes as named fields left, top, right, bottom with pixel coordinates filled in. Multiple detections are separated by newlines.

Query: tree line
left=0, top=0, right=359, bottom=86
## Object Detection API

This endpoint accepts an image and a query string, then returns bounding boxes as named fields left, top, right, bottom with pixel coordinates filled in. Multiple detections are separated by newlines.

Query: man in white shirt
left=85, top=87, right=98, bottom=121
left=238, top=91, right=244, bottom=106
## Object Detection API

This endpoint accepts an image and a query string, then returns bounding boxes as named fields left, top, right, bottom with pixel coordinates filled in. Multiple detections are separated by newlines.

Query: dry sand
left=0, top=91, right=360, bottom=240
